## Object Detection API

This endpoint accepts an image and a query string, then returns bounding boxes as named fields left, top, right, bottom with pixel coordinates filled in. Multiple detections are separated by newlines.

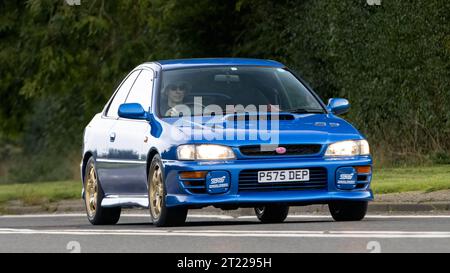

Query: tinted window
left=158, top=66, right=324, bottom=117
left=106, top=70, right=140, bottom=118
left=125, top=69, right=153, bottom=111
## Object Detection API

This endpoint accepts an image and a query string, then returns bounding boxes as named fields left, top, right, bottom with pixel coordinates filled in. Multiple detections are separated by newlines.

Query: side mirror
left=118, top=103, right=148, bottom=120
left=327, top=98, right=350, bottom=115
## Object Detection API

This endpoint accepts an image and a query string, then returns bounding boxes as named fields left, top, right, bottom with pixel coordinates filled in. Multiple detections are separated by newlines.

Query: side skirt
left=101, top=195, right=149, bottom=208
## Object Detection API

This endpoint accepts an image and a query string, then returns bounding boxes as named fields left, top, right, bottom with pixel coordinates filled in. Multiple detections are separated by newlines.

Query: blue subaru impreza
left=81, top=58, right=373, bottom=226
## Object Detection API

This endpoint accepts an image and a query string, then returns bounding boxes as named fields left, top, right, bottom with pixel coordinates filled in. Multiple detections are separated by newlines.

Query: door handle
left=109, top=132, right=116, bottom=142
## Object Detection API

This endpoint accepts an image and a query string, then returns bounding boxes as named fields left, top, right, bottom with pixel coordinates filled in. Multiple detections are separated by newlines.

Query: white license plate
left=257, top=169, right=310, bottom=183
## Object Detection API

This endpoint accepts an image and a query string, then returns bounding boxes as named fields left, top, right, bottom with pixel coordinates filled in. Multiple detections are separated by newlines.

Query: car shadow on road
left=182, top=220, right=335, bottom=227
left=115, top=219, right=334, bottom=228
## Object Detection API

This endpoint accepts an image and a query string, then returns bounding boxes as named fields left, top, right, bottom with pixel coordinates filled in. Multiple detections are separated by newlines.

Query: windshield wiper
left=283, top=108, right=325, bottom=114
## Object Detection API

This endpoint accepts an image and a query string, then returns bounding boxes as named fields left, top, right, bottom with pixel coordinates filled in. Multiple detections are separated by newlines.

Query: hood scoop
left=223, top=113, right=295, bottom=122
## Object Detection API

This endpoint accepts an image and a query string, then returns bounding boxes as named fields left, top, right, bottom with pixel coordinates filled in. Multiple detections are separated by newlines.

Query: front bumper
left=163, top=156, right=373, bottom=208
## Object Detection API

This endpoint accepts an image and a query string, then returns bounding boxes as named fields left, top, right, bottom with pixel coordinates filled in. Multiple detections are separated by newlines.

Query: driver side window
left=106, top=70, right=140, bottom=118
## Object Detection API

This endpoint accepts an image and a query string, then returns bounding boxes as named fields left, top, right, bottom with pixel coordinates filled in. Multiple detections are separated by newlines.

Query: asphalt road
left=1, top=212, right=450, bottom=253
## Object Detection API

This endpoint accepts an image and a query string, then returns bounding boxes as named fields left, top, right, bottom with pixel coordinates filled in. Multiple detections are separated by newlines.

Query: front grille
left=239, top=144, right=322, bottom=156
left=239, top=167, right=327, bottom=192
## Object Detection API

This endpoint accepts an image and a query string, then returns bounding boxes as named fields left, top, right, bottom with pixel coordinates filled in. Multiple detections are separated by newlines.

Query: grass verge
left=372, top=165, right=450, bottom=194
left=0, top=180, right=80, bottom=206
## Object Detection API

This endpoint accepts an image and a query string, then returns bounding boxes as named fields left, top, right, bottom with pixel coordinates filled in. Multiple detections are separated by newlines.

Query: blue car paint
left=164, top=156, right=372, bottom=208
left=157, top=58, right=285, bottom=70
left=81, top=58, right=373, bottom=209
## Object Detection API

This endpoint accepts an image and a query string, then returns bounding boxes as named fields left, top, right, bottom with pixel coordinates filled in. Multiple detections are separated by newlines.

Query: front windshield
left=158, top=66, right=324, bottom=118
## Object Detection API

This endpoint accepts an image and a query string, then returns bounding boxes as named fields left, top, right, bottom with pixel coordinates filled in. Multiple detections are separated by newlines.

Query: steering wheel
left=165, top=102, right=206, bottom=117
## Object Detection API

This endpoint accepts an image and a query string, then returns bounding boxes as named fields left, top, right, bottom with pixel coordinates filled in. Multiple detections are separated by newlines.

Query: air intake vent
left=240, top=144, right=322, bottom=156
left=224, top=113, right=295, bottom=121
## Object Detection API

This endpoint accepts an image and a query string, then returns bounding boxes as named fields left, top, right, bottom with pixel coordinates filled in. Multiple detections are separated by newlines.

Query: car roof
left=154, top=58, right=285, bottom=70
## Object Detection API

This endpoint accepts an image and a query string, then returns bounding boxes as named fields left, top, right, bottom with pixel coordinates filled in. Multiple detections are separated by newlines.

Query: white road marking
left=0, top=213, right=449, bottom=219
left=0, top=213, right=234, bottom=219
left=1, top=214, right=450, bottom=239
left=1, top=228, right=450, bottom=238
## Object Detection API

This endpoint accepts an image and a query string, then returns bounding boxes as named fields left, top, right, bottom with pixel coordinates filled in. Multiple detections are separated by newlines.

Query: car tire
left=148, top=154, right=188, bottom=227
left=254, top=205, right=289, bottom=223
left=329, top=201, right=368, bottom=221
left=84, top=157, right=121, bottom=225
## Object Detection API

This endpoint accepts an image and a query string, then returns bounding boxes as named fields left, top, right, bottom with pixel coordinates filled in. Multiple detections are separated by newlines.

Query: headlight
left=325, top=140, right=370, bottom=156
left=177, top=145, right=196, bottom=160
left=177, top=144, right=236, bottom=160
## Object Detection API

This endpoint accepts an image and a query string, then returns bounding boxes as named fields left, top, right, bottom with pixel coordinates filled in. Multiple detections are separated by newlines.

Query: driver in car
left=161, top=81, right=190, bottom=117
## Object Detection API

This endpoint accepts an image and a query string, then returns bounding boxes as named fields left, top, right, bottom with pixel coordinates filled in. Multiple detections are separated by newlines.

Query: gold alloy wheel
left=150, top=165, right=164, bottom=219
left=85, top=164, right=98, bottom=217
